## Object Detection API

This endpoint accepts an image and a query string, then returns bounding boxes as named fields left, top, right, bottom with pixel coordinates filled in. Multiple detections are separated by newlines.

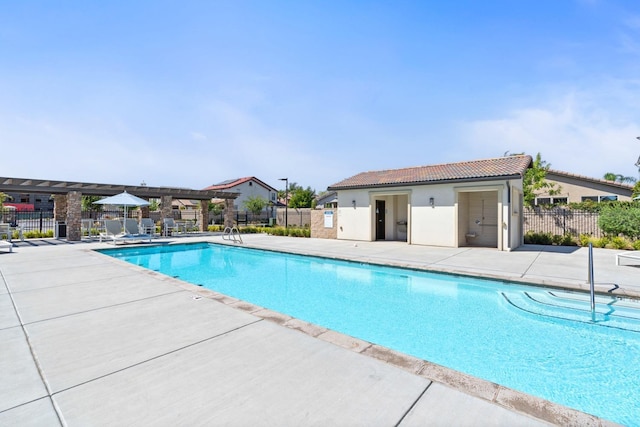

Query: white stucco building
left=327, top=155, right=532, bottom=251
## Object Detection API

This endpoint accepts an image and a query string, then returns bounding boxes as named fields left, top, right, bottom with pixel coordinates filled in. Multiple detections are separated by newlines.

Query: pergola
left=0, top=177, right=239, bottom=241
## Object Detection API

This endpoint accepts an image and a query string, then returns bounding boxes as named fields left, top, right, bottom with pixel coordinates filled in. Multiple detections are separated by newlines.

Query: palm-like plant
left=603, top=173, right=636, bottom=184
left=0, top=192, right=11, bottom=209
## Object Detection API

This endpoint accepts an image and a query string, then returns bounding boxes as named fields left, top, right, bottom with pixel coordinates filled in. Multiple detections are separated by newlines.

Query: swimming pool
left=101, top=242, right=640, bottom=426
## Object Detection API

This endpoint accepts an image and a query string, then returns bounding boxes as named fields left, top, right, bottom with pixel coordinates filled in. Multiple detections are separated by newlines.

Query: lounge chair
left=0, top=223, right=23, bottom=242
left=124, top=219, right=142, bottom=235
left=100, top=220, right=151, bottom=244
left=163, top=218, right=180, bottom=236
left=140, top=218, right=157, bottom=235
left=616, top=251, right=640, bottom=266
left=0, top=224, right=13, bottom=252
left=82, top=219, right=98, bottom=239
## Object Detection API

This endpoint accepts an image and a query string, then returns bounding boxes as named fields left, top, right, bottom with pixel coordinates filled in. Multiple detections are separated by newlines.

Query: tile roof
left=546, top=169, right=635, bottom=190
left=202, top=177, right=276, bottom=192
left=328, top=155, right=532, bottom=190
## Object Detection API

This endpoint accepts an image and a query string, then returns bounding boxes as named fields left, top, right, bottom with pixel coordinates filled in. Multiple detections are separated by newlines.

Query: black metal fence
left=523, top=207, right=602, bottom=238
left=18, top=207, right=596, bottom=237
left=1, top=210, right=55, bottom=234
left=1, top=208, right=294, bottom=235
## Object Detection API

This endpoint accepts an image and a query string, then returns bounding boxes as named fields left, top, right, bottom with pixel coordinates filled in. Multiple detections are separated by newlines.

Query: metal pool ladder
left=222, top=226, right=243, bottom=244
left=588, top=243, right=595, bottom=315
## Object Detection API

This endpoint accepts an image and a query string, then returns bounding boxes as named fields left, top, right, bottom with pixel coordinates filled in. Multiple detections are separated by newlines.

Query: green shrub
left=261, top=226, right=309, bottom=238
left=22, top=230, right=54, bottom=239
left=578, top=234, right=594, bottom=247
left=633, top=240, right=640, bottom=250
left=559, top=233, right=578, bottom=246
left=524, top=231, right=553, bottom=245
left=606, top=236, right=631, bottom=250
left=591, top=237, right=609, bottom=248
left=598, top=204, right=640, bottom=239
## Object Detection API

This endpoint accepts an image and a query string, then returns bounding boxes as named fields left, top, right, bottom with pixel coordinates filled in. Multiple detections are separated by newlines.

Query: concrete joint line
left=394, top=381, right=433, bottom=427
left=522, top=251, right=543, bottom=277
left=1, top=269, right=65, bottom=426
left=50, top=318, right=263, bottom=396
left=21, top=290, right=187, bottom=326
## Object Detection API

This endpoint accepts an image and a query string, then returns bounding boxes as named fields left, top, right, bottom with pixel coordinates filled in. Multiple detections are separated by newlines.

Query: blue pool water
left=101, top=242, right=640, bottom=426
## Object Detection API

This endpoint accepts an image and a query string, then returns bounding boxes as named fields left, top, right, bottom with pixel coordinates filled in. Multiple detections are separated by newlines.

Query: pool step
left=501, top=290, right=640, bottom=333
left=535, top=290, right=640, bottom=315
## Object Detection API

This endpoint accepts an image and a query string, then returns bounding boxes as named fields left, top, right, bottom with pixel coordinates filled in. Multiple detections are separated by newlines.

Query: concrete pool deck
left=1, top=234, right=635, bottom=426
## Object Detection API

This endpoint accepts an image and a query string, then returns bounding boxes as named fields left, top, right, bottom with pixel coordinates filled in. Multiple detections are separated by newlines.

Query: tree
left=209, top=201, right=223, bottom=215
left=603, top=172, right=636, bottom=184
left=0, top=192, right=10, bottom=209
left=521, top=153, right=561, bottom=207
left=278, top=182, right=316, bottom=208
left=82, top=195, right=103, bottom=211
left=278, top=182, right=303, bottom=202
left=289, top=186, right=316, bottom=208
left=243, top=195, right=269, bottom=215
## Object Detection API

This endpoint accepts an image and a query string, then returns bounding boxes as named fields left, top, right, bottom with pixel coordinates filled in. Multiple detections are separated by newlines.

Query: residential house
left=315, top=191, right=338, bottom=209
left=535, top=170, right=634, bottom=205
left=203, top=177, right=278, bottom=211
left=327, top=155, right=532, bottom=251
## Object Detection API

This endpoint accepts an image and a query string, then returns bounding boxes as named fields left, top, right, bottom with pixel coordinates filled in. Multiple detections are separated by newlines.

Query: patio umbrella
left=93, top=191, right=150, bottom=228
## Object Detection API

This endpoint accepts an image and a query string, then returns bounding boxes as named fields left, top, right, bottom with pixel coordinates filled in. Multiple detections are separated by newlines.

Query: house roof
left=546, top=169, right=635, bottom=190
left=202, top=177, right=277, bottom=192
left=328, top=155, right=533, bottom=190
left=316, top=191, right=337, bottom=205
left=172, top=199, right=198, bottom=208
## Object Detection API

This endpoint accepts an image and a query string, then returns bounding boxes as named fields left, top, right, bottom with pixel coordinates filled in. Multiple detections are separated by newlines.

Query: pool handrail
left=222, top=226, right=243, bottom=244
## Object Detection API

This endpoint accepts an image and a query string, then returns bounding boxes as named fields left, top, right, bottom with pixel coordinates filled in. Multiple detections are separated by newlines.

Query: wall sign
left=324, top=210, right=334, bottom=228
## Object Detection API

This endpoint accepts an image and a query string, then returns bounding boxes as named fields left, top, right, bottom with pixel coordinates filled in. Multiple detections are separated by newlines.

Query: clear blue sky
left=1, top=0, right=639, bottom=193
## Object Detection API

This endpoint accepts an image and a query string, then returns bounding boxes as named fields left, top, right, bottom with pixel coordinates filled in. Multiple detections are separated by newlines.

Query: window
left=535, top=197, right=551, bottom=205
left=534, top=197, right=567, bottom=205
left=581, top=195, right=618, bottom=202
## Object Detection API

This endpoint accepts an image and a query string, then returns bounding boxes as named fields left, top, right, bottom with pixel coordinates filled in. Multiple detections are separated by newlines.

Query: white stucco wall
left=334, top=178, right=524, bottom=251
left=410, top=184, right=457, bottom=246
left=336, top=191, right=372, bottom=240
left=232, top=180, right=277, bottom=210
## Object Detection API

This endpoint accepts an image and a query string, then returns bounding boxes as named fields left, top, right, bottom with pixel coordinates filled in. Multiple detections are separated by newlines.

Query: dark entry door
left=375, top=200, right=385, bottom=240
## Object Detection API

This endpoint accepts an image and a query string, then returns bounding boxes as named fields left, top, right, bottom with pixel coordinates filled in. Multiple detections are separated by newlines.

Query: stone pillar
left=199, top=201, right=209, bottom=232
left=53, top=195, right=67, bottom=222
left=66, top=191, right=82, bottom=241
left=160, top=196, right=173, bottom=220
left=224, top=199, right=234, bottom=228
left=139, top=205, right=150, bottom=221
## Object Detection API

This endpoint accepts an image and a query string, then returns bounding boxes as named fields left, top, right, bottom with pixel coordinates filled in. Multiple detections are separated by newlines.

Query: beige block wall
left=310, top=209, right=337, bottom=239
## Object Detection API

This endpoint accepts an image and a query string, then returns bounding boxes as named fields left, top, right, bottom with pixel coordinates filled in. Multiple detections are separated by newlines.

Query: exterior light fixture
left=352, top=200, right=356, bottom=208
left=429, top=197, right=434, bottom=207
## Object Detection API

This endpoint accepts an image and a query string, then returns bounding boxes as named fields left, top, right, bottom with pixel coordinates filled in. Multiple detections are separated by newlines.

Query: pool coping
left=97, top=238, right=626, bottom=426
